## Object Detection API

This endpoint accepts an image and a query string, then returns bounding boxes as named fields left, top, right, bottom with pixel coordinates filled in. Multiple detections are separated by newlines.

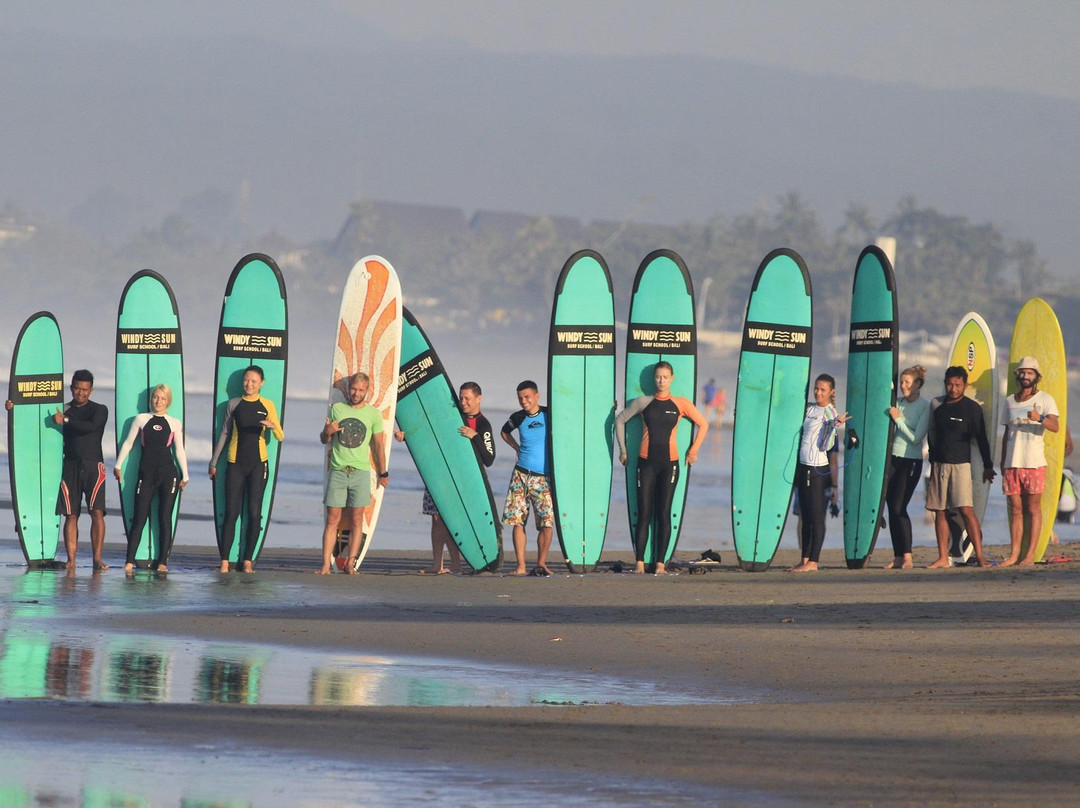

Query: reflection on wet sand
left=107, top=649, right=169, bottom=702
left=1, top=565, right=753, bottom=710
left=0, top=731, right=738, bottom=808
left=309, top=659, right=387, bottom=706
left=197, top=653, right=264, bottom=705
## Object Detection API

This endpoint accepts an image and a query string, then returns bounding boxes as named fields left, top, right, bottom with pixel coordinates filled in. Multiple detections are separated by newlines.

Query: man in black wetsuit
left=926, top=366, right=996, bottom=569
left=55, top=369, right=109, bottom=570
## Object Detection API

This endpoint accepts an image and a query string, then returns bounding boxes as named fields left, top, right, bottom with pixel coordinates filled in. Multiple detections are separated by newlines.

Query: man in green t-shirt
left=316, top=372, right=388, bottom=574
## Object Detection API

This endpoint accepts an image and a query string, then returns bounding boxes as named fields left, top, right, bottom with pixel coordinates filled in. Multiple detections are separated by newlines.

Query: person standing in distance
left=209, top=365, right=284, bottom=573
left=790, top=374, right=849, bottom=573
left=999, top=357, right=1059, bottom=567
left=500, top=380, right=554, bottom=576
left=884, top=365, right=931, bottom=569
left=7, top=370, right=110, bottom=570
left=925, top=366, right=995, bottom=569
left=616, top=361, right=708, bottom=574
left=40, top=370, right=109, bottom=571
left=114, top=383, right=189, bottom=573
left=396, top=381, right=496, bottom=574
left=317, top=372, right=388, bottom=575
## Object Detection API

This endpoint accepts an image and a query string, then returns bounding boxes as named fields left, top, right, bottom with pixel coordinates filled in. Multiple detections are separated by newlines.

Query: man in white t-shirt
left=999, top=356, right=1060, bottom=567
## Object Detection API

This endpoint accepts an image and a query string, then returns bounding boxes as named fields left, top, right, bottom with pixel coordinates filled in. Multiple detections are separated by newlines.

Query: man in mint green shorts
left=316, top=372, right=387, bottom=574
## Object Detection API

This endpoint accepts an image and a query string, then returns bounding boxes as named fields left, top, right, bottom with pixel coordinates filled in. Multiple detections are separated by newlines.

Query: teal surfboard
left=548, top=250, right=616, bottom=573
left=212, top=254, right=288, bottom=565
left=114, top=270, right=184, bottom=567
left=731, top=249, right=813, bottom=572
left=843, top=246, right=898, bottom=568
left=396, top=307, right=501, bottom=572
left=7, top=312, right=65, bottom=568
left=624, top=250, right=697, bottom=566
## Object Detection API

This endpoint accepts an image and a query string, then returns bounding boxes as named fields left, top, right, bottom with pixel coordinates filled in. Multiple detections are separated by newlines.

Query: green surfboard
left=114, top=270, right=184, bottom=567
left=624, top=250, right=697, bottom=566
left=212, top=254, right=288, bottom=565
left=731, top=249, right=813, bottom=572
left=7, top=312, right=65, bottom=568
left=843, top=246, right=898, bottom=569
left=548, top=250, right=616, bottom=573
left=396, top=307, right=502, bottom=572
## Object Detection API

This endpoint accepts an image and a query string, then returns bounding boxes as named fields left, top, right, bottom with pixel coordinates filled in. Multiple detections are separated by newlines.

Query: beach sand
left=5, top=540, right=1080, bottom=806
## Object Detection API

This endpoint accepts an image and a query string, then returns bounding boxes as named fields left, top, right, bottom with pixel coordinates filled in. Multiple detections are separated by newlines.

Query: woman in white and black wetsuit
left=791, top=374, right=849, bottom=573
left=208, top=365, right=284, bottom=573
left=114, top=384, right=189, bottom=573
left=615, top=361, right=708, bottom=574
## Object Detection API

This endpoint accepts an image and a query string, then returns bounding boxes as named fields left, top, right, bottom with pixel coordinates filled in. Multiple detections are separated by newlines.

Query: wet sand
left=6, top=540, right=1080, bottom=806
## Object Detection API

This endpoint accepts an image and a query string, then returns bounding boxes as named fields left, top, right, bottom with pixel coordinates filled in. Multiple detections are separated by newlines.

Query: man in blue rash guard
left=500, top=380, right=553, bottom=576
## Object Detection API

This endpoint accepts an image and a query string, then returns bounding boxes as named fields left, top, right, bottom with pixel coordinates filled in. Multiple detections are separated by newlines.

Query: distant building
left=469, top=209, right=583, bottom=243
left=330, top=199, right=467, bottom=262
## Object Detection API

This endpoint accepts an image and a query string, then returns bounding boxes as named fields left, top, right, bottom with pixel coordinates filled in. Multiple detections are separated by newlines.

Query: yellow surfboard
left=947, top=313, right=999, bottom=528
left=1008, top=298, right=1067, bottom=562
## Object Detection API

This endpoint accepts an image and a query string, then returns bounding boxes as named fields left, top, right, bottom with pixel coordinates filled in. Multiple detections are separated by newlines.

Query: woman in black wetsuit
left=114, top=383, right=189, bottom=573
left=614, top=361, right=708, bottom=574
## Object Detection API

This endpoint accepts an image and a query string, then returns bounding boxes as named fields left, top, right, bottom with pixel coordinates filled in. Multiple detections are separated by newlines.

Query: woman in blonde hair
left=884, top=365, right=930, bottom=569
left=115, top=383, right=189, bottom=573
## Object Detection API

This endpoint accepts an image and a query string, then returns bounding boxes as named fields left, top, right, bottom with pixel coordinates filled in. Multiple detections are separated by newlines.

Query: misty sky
left=7, top=0, right=1080, bottom=101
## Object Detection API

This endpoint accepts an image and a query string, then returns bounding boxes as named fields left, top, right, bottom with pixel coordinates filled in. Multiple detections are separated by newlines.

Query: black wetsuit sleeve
left=473, top=414, right=496, bottom=467
left=65, top=401, right=108, bottom=435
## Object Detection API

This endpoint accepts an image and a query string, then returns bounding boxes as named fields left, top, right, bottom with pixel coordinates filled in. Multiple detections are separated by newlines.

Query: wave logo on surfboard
left=848, top=321, right=895, bottom=352
left=219, top=327, right=287, bottom=359
left=397, top=351, right=441, bottom=398
left=741, top=322, right=811, bottom=356
left=627, top=326, right=696, bottom=354
left=117, top=329, right=181, bottom=353
left=551, top=325, right=616, bottom=355
left=10, top=374, right=64, bottom=404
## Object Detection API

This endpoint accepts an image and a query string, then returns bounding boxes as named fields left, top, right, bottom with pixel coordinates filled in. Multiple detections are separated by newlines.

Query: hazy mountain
left=2, top=30, right=1077, bottom=276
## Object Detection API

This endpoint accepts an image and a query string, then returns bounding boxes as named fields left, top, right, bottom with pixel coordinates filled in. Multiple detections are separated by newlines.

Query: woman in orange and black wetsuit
left=615, top=361, right=708, bottom=574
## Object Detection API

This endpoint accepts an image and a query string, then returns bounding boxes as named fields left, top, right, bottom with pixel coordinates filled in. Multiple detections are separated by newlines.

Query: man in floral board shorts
left=999, top=356, right=1060, bottom=567
left=500, top=380, right=553, bottom=576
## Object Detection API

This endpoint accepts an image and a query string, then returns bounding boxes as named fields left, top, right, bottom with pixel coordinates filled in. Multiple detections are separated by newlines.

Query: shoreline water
left=2, top=542, right=1080, bottom=805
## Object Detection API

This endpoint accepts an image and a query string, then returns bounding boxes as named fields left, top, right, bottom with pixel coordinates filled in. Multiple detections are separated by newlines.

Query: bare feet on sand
left=884, top=555, right=913, bottom=570
left=926, top=558, right=951, bottom=569
left=788, top=561, right=818, bottom=573
left=633, top=561, right=646, bottom=575
left=419, top=567, right=450, bottom=575
left=219, top=560, right=230, bottom=573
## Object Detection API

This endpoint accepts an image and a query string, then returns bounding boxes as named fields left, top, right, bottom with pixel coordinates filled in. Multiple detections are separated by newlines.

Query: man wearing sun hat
left=999, top=356, right=1060, bottom=567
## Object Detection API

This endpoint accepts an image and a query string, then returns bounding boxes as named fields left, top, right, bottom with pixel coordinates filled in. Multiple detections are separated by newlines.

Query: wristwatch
left=379, top=472, right=389, bottom=479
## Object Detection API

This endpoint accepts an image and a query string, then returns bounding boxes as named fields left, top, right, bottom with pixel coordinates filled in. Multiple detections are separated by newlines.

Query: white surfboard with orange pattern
left=328, top=255, right=403, bottom=568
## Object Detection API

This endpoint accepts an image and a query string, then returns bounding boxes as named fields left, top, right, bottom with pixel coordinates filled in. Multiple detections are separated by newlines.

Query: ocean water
left=1, top=392, right=1074, bottom=562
